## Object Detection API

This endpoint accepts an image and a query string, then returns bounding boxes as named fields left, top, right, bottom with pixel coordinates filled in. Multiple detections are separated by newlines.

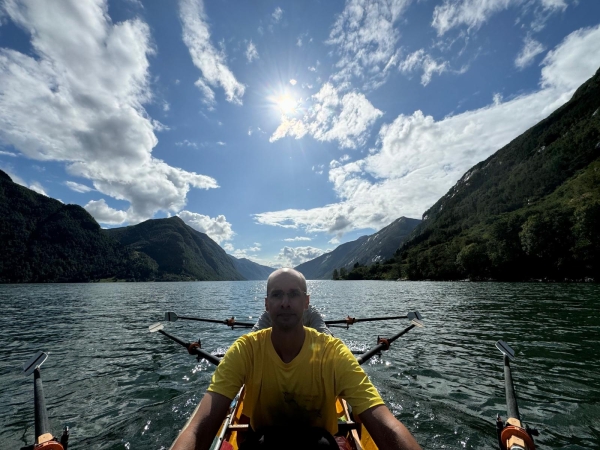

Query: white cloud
left=217, top=141, right=225, bottom=146
left=84, top=199, right=127, bottom=225
left=515, top=36, right=545, bottom=69
left=29, top=182, right=47, bottom=197
left=272, top=7, right=283, bottom=23
left=276, top=246, right=326, bottom=268
left=308, top=66, right=317, bottom=72
left=176, top=140, right=198, bottom=148
left=179, top=0, right=245, bottom=105
left=399, top=49, right=448, bottom=86
left=432, top=0, right=569, bottom=36
left=0, top=0, right=219, bottom=225
left=246, top=40, right=258, bottom=63
left=257, top=24, right=600, bottom=236
left=283, top=236, right=312, bottom=242
left=540, top=25, right=600, bottom=91
left=178, top=210, right=235, bottom=244
left=270, top=83, right=383, bottom=149
left=289, top=79, right=297, bottom=85
left=229, top=242, right=262, bottom=259
left=66, top=181, right=94, bottom=193
left=327, top=0, right=411, bottom=90
left=0, top=150, right=18, bottom=157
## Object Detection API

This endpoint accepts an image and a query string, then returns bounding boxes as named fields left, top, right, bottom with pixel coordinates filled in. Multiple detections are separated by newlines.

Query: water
left=1, top=281, right=598, bottom=449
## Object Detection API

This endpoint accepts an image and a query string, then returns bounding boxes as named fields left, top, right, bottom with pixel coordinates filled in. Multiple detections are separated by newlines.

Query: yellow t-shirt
left=208, top=327, right=384, bottom=434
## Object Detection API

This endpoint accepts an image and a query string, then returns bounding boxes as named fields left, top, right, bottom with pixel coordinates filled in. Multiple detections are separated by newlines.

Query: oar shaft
left=178, top=316, right=254, bottom=327
left=158, top=330, right=221, bottom=366
left=178, top=316, right=227, bottom=324
left=325, top=315, right=407, bottom=325
left=33, top=368, right=50, bottom=439
left=158, top=329, right=188, bottom=348
left=504, top=355, right=520, bottom=420
left=356, top=324, right=415, bottom=365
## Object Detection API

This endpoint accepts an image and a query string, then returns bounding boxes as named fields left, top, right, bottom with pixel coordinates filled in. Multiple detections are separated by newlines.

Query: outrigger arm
left=356, top=312, right=424, bottom=365
left=149, top=323, right=221, bottom=366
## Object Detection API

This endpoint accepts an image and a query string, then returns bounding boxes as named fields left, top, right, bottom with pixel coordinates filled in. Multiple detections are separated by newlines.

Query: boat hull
left=214, top=387, right=378, bottom=450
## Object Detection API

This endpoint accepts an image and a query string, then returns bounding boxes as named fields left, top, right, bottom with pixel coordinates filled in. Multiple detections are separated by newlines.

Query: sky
left=1, top=0, right=600, bottom=268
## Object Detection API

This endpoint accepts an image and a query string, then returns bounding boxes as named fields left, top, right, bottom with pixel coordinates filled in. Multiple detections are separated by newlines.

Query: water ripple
left=1, top=281, right=598, bottom=449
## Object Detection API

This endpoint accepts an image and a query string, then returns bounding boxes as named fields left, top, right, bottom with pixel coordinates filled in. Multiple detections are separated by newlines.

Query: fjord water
left=0, top=282, right=598, bottom=450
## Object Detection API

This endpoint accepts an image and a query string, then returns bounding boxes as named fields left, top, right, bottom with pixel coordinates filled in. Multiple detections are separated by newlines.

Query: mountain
left=387, top=67, right=600, bottom=281
left=228, top=256, right=275, bottom=280
left=105, top=217, right=245, bottom=281
left=0, top=170, right=156, bottom=282
left=295, top=217, right=421, bottom=279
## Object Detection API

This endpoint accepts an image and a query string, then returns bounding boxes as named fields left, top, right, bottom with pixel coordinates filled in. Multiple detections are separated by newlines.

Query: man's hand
left=359, top=404, right=422, bottom=450
left=170, top=391, right=231, bottom=450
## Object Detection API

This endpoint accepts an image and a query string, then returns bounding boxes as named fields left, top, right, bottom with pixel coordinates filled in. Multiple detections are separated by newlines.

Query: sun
left=275, top=94, right=297, bottom=115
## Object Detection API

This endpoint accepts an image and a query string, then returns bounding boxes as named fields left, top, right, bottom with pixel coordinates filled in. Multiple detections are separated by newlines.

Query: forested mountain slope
left=296, top=217, right=420, bottom=279
left=388, top=68, right=600, bottom=281
left=0, top=170, right=156, bottom=282
left=228, top=256, right=274, bottom=280
left=106, top=217, right=245, bottom=281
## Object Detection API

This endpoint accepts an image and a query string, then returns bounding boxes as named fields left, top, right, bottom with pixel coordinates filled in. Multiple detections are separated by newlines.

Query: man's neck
left=270, top=325, right=306, bottom=363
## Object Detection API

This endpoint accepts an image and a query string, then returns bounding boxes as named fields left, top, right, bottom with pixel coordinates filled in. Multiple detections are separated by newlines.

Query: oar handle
left=158, top=329, right=221, bottom=366
left=504, top=355, right=520, bottom=421
left=356, top=324, right=416, bottom=365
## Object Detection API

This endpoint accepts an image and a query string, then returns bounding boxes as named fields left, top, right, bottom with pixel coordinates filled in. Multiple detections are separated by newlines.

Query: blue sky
left=1, top=0, right=599, bottom=268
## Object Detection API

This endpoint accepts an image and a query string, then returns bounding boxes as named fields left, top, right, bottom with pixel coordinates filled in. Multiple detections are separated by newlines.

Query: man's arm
left=170, top=391, right=232, bottom=450
left=358, top=404, right=422, bottom=450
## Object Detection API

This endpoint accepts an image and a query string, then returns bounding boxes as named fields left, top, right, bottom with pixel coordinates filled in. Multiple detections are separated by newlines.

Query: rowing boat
left=213, top=386, right=378, bottom=450
left=153, top=311, right=424, bottom=450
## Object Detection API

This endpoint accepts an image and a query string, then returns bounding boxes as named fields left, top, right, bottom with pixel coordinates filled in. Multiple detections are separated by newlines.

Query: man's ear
left=265, top=297, right=269, bottom=312
left=304, top=294, right=310, bottom=310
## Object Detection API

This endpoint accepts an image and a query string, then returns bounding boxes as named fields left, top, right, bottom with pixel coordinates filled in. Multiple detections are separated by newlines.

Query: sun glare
left=275, top=94, right=297, bottom=115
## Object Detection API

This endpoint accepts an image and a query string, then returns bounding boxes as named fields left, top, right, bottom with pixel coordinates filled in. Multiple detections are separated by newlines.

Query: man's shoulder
left=230, top=328, right=271, bottom=350
left=305, top=327, right=346, bottom=350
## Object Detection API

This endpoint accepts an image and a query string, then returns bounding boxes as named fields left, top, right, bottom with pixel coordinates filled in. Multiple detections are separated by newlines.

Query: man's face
left=265, top=272, right=309, bottom=331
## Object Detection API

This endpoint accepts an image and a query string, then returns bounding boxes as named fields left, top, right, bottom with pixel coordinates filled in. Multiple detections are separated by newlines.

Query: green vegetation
left=0, top=171, right=156, bottom=282
left=0, top=171, right=245, bottom=283
left=105, top=217, right=245, bottom=281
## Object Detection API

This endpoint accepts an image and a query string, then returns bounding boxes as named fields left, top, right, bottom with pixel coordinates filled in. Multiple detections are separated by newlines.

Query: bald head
left=266, top=268, right=307, bottom=296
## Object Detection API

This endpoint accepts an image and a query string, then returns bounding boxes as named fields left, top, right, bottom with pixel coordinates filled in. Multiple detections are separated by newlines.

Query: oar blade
left=149, top=322, right=165, bottom=333
left=165, top=311, right=178, bottom=322
left=496, top=340, right=515, bottom=360
left=23, top=351, right=48, bottom=376
left=407, top=311, right=423, bottom=321
left=408, top=311, right=424, bottom=327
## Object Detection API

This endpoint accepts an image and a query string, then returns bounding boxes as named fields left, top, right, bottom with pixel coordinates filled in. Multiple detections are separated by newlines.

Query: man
left=171, top=268, right=421, bottom=450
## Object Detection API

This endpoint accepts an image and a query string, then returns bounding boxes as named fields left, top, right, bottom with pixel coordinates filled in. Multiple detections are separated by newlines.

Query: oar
left=325, top=312, right=421, bottom=328
left=21, top=351, right=69, bottom=450
left=149, top=323, right=221, bottom=366
left=495, top=340, right=538, bottom=450
left=164, top=312, right=254, bottom=329
left=356, top=312, right=424, bottom=365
